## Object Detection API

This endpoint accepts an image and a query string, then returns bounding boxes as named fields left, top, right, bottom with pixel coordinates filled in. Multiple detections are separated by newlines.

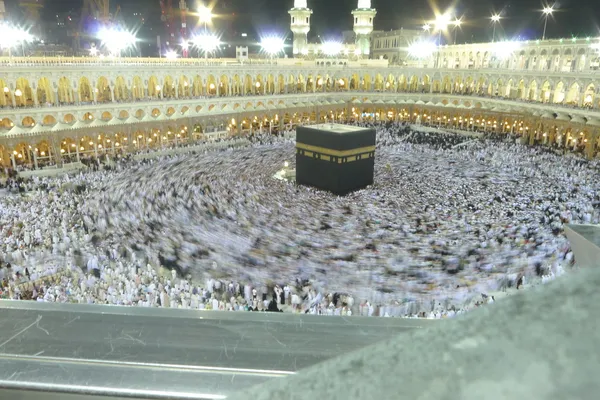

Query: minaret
left=289, top=0, right=312, bottom=56
left=352, top=0, right=376, bottom=57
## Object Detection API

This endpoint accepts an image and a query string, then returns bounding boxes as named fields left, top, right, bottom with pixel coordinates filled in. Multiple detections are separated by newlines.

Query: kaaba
left=296, top=123, right=376, bottom=195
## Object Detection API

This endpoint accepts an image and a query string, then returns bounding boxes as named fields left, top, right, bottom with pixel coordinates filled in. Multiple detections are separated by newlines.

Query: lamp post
left=261, top=37, right=285, bottom=63
left=452, top=18, right=462, bottom=45
left=542, top=6, right=554, bottom=40
left=491, top=14, right=501, bottom=42
left=198, top=5, right=213, bottom=60
left=434, top=13, right=451, bottom=68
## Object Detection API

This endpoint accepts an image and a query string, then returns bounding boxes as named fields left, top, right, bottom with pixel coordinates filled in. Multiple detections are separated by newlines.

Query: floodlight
left=434, top=13, right=452, bottom=31
left=408, top=40, right=437, bottom=59
left=261, top=37, right=285, bottom=55
left=98, top=28, right=137, bottom=54
left=0, top=23, right=34, bottom=50
left=198, top=6, right=213, bottom=24
left=491, top=14, right=501, bottom=22
left=165, top=50, right=178, bottom=59
left=322, top=41, right=343, bottom=55
left=543, top=6, right=554, bottom=15
left=192, top=33, right=220, bottom=53
left=493, top=41, right=521, bottom=59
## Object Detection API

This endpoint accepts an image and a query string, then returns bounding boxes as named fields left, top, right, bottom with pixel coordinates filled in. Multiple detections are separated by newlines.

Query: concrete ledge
left=229, top=264, right=600, bottom=400
left=565, top=224, right=600, bottom=268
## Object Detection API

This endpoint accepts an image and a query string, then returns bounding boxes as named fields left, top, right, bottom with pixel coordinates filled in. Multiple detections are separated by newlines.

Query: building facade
left=289, top=0, right=376, bottom=58
left=1, top=34, right=600, bottom=167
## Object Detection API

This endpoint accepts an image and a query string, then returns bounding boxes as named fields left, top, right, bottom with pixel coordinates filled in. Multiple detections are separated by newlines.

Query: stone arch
left=151, top=108, right=161, bottom=117
left=422, top=75, right=431, bottom=92
left=441, top=76, right=451, bottom=93
left=244, top=74, right=253, bottom=95
left=96, top=76, right=112, bottom=103
left=516, top=79, right=526, bottom=99
left=63, top=114, right=76, bottom=124
left=540, top=80, right=552, bottom=102
left=114, top=76, right=129, bottom=101
left=192, top=75, right=203, bottom=97
left=148, top=75, right=160, bottom=98
left=528, top=80, right=538, bottom=101
left=166, top=107, right=176, bottom=117
left=206, top=74, right=217, bottom=95
left=163, top=75, right=176, bottom=98
left=306, top=75, right=314, bottom=92
left=83, top=112, right=95, bottom=121
left=363, top=74, right=372, bottom=91
left=277, top=74, right=285, bottom=94
left=219, top=75, right=229, bottom=97
left=42, top=115, right=57, bottom=126
left=385, top=74, right=395, bottom=92
left=553, top=81, right=565, bottom=103
left=565, top=82, right=581, bottom=105
left=452, top=76, right=463, bottom=93
left=0, top=78, right=14, bottom=107
left=266, top=74, right=276, bottom=94
left=101, top=111, right=113, bottom=121
left=15, top=77, right=34, bottom=107
left=583, top=84, right=595, bottom=107
left=79, top=77, right=93, bottom=103
left=463, top=76, right=474, bottom=94
left=232, top=74, right=242, bottom=95
left=374, top=74, right=384, bottom=91
left=0, top=118, right=14, bottom=130
left=36, top=77, right=54, bottom=105
left=179, top=75, right=190, bottom=98
left=22, top=116, right=36, bottom=127
left=255, top=74, right=265, bottom=95
left=118, top=110, right=129, bottom=119
left=349, top=73, right=359, bottom=90
left=132, top=76, right=144, bottom=100
left=504, top=79, right=513, bottom=98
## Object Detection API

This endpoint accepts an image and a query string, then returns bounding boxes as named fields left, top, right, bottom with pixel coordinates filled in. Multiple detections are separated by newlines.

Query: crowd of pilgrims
left=1, top=121, right=599, bottom=318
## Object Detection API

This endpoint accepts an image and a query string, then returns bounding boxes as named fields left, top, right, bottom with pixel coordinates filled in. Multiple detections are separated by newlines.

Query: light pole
left=198, top=5, right=213, bottom=60
left=491, top=14, right=501, bottom=42
left=452, top=18, right=462, bottom=45
left=542, top=6, right=554, bottom=40
left=434, top=13, right=451, bottom=68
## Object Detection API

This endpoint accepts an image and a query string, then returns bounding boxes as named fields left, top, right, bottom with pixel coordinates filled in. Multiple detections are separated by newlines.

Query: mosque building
left=0, top=0, right=599, bottom=167
left=289, top=0, right=377, bottom=58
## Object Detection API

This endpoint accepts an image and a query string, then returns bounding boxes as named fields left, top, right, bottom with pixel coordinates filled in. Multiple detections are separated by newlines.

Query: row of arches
left=439, top=46, right=600, bottom=72
left=2, top=105, right=598, bottom=167
left=2, top=72, right=600, bottom=116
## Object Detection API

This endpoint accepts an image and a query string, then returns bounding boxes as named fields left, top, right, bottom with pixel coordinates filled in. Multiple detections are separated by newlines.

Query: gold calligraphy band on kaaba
left=296, top=142, right=376, bottom=157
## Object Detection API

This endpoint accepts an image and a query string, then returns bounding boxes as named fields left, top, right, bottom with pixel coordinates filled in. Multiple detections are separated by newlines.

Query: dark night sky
left=5, top=0, right=600, bottom=43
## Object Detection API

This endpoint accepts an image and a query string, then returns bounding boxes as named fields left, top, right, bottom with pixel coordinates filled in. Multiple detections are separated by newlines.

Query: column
left=75, top=140, right=80, bottom=162
left=33, top=151, right=39, bottom=169
left=32, top=90, right=39, bottom=107
left=11, top=152, right=16, bottom=169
